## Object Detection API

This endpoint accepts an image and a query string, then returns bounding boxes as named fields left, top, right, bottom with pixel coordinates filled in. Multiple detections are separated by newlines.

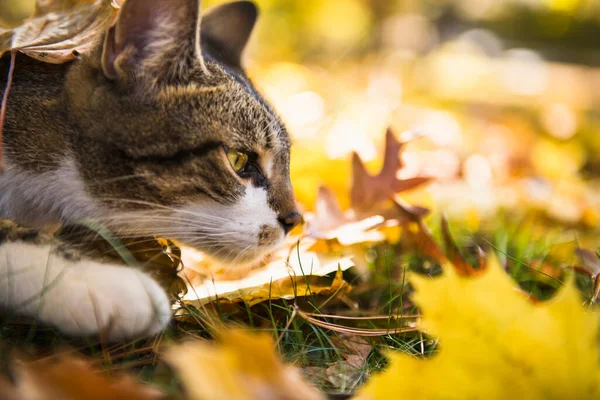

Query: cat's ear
left=201, top=1, right=258, bottom=70
left=101, top=0, right=202, bottom=82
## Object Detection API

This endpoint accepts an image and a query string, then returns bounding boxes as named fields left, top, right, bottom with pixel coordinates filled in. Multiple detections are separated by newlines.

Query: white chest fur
left=0, top=157, right=98, bottom=228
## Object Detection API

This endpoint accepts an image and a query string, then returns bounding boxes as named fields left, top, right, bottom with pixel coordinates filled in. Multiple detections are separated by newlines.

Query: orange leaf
left=1, top=353, right=163, bottom=400
left=350, top=128, right=431, bottom=217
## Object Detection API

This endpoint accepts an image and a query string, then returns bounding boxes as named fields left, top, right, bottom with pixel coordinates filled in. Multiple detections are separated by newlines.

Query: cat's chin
left=201, top=246, right=274, bottom=268
left=179, top=237, right=284, bottom=268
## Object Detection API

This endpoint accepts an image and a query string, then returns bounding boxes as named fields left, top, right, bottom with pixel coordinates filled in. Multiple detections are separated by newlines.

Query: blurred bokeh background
left=2, top=0, right=600, bottom=241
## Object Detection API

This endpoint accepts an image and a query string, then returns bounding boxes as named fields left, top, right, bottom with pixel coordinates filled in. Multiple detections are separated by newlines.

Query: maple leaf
left=356, top=257, right=600, bottom=400
left=350, top=128, right=431, bottom=219
left=0, top=353, right=162, bottom=400
left=165, top=329, right=325, bottom=400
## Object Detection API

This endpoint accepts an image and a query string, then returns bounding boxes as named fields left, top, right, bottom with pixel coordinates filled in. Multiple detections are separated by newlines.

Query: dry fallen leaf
left=440, top=216, right=483, bottom=276
left=319, top=336, right=372, bottom=391
left=0, top=0, right=121, bottom=172
left=165, top=330, right=325, bottom=400
left=182, top=237, right=354, bottom=306
left=574, top=248, right=600, bottom=303
left=0, top=353, right=163, bottom=400
left=306, top=186, right=385, bottom=246
left=1, top=0, right=120, bottom=63
left=356, top=256, right=600, bottom=399
left=350, top=128, right=431, bottom=219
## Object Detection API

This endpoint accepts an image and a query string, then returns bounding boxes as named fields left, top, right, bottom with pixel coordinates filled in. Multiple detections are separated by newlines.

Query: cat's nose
left=278, top=212, right=302, bottom=234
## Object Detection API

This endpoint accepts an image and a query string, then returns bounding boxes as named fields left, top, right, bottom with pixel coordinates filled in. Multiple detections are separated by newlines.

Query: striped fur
left=0, top=0, right=299, bottom=340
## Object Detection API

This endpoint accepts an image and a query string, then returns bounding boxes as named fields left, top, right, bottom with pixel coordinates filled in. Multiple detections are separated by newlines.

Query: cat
left=0, top=0, right=301, bottom=341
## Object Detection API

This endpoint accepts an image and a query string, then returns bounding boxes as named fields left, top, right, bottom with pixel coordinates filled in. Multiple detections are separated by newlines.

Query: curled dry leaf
left=574, top=248, right=600, bottom=303
left=306, top=186, right=385, bottom=246
left=0, top=353, right=163, bottom=400
left=357, top=257, right=600, bottom=399
left=165, top=330, right=325, bottom=400
left=181, top=237, right=354, bottom=306
left=324, top=336, right=372, bottom=391
left=1, top=0, right=120, bottom=63
left=0, top=0, right=121, bottom=172
left=304, top=336, right=372, bottom=393
left=440, top=216, right=483, bottom=276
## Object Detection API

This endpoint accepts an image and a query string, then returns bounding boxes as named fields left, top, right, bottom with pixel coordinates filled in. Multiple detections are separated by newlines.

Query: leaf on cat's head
left=1, top=0, right=119, bottom=63
left=1, top=353, right=163, bottom=400
left=165, top=329, right=325, bottom=400
left=34, top=0, right=99, bottom=15
left=350, top=128, right=432, bottom=219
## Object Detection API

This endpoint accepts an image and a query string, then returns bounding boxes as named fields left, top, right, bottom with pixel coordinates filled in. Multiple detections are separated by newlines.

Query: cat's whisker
left=85, top=173, right=157, bottom=187
left=100, top=219, right=232, bottom=231
left=98, top=199, right=232, bottom=222
left=95, top=214, right=233, bottom=228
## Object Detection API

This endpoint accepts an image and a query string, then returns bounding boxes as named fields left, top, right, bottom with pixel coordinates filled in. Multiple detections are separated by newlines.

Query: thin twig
left=297, top=309, right=419, bottom=337
left=276, top=305, right=298, bottom=346
left=300, top=311, right=421, bottom=321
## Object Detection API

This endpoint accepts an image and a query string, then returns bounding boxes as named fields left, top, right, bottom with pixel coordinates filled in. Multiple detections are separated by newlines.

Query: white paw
left=38, top=263, right=172, bottom=341
left=1, top=242, right=172, bottom=341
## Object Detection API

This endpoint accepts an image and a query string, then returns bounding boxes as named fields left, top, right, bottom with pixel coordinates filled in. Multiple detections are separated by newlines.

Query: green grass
left=1, top=211, right=598, bottom=398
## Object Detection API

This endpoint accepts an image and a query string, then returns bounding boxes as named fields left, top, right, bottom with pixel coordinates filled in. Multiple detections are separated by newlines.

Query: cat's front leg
left=0, top=240, right=171, bottom=341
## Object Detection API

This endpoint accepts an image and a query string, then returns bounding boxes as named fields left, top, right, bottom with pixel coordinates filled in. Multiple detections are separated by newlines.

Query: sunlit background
left=2, top=1, right=600, bottom=392
left=3, top=0, right=600, bottom=238
left=227, top=0, right=600, bottom=240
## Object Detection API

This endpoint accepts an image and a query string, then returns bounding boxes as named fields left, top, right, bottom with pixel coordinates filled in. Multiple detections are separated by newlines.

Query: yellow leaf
left=357, top=257, right=600, bottom=399
left=165, top=330, right=325, bottom=400
left=182, top=238, right=354, bottom=306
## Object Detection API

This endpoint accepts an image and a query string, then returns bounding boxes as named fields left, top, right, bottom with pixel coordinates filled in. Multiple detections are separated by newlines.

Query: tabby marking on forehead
left=156, top=83, right=229, bottom=99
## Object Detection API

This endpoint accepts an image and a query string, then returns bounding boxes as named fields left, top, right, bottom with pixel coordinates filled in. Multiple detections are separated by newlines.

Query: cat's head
left=64, top=0, right=300, bottom=264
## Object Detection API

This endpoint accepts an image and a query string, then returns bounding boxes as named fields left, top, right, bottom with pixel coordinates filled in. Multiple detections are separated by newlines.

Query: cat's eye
left=226, top=148, right=249, bottom=172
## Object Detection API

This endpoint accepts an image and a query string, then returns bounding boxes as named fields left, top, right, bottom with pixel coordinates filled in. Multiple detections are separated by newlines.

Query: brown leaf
left=574, top=248, right=600, bottom=303
left=1, top=0, right=119, bottom=63
left=441, top=216, right=479, bottom=276
left=1, top=354, right=163, bottom=400
left=401, top=218, right=487, bottom=276
left=392, top=195, right=430, bottom=224
left=402, top=221, right=446, bottom=263
left=575, top=248, right=600, bottom=277
left=350, top=128, right=431, bottom=217
left=333, top=335, right=373, bottom=365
